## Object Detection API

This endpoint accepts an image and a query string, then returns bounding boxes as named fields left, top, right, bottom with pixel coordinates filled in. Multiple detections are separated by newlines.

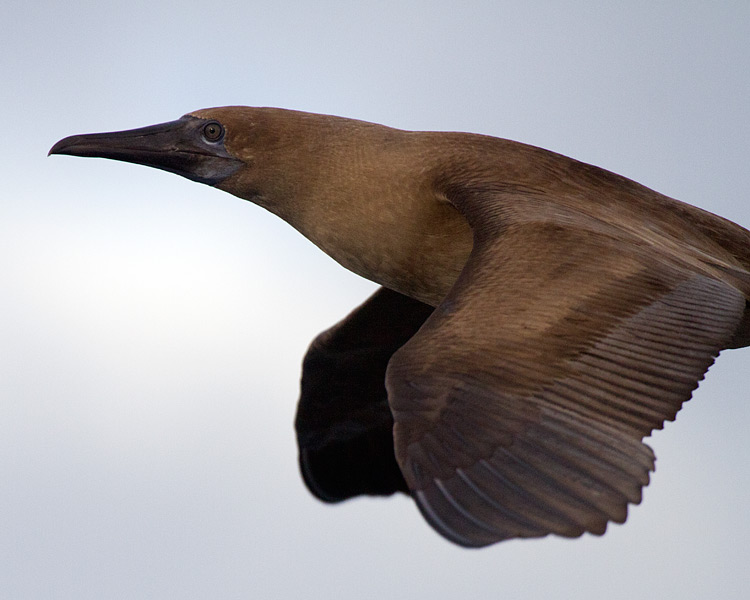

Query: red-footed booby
left=50, top=107, right=750, bottom=547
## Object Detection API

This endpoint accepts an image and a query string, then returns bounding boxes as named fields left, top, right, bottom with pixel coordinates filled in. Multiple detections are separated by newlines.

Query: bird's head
left=48, top=108, right=249, bottom=185
left=48, top=106, right=336, bottom=210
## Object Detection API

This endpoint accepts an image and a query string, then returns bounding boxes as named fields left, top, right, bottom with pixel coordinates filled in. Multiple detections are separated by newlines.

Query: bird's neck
left=222, top=123, right=475, bottom=306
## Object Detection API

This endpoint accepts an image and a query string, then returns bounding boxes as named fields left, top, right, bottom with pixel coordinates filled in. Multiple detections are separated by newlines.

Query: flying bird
left=49, top=107, right=750, bottom=547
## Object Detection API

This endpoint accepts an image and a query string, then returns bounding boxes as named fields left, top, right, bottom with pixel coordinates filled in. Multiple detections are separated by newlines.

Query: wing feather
left=386, top=209, right=746, bottom=547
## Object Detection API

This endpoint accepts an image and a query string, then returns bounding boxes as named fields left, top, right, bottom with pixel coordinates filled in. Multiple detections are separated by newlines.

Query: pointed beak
left=49, top=116, right=243, bottom=185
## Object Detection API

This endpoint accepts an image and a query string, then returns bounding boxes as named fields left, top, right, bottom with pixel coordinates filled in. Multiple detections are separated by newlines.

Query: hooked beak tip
left=48, top=134, right=101, bottom=157
left=48, top=140, right=66, bottom=157
left=48, top=138, right=66, bottom=156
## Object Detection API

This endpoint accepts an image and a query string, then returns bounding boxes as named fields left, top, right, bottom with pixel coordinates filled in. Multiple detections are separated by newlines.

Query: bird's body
left=50, top=107, right=750, bottom=547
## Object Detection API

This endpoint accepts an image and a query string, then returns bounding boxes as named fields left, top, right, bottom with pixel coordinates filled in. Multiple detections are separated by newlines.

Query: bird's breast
left=299, top=187, right=474, bottom=307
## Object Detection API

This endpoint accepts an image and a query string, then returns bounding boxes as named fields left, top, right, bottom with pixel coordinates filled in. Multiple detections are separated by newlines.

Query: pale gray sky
left=2, top=2, right=749, bottom=599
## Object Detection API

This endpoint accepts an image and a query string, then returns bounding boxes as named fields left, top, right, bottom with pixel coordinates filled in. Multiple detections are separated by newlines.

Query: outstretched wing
left=386, top=193, right=747, bottom=547
left=295, top=287, right=433, bottom=501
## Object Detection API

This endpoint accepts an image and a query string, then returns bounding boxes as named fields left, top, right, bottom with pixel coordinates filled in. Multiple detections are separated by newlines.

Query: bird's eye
left=202, top=121, right=224, bottom=142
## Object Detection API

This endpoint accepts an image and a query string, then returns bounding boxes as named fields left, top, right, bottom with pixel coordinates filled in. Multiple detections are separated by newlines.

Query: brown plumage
left=49, top=107, right=750, bottom=547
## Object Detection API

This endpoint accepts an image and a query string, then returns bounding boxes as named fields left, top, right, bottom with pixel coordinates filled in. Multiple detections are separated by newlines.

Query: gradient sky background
left=2, top=2, right=749, bottom=599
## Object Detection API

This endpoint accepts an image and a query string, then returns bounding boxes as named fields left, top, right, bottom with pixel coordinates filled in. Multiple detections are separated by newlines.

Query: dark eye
left=202, top=121, right=224, bottom=142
